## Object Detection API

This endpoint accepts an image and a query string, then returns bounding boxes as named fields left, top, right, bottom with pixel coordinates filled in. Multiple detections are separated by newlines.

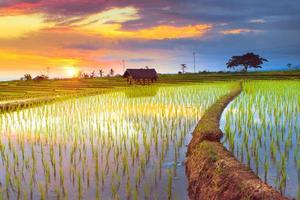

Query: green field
left=0, top=71, right=300, bottom=199
left=0, top=71, right=299, bottom=103
left=0, top=82, right=233, bottom=199
left=221, top=80, right=300, bottom=198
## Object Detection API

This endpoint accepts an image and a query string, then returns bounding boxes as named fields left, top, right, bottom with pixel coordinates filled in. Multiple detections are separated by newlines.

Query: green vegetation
left=186, top=82, right=285, bottom=200
left=226, top=52, right=268, bottom=72
left=0, top=77, right=126, bottom=102
left=188, top=82, right=242, bottom=148
left=222, top=80, right=300, bottom=198
left=1, top=71, right=299, bottom=102
left=0, top=82, right=233, bottom=199
left=0, top=72, right=299, bottom=199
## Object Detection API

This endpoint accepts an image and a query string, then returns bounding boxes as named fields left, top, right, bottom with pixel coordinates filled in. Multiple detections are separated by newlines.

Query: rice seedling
left=0, top=82, right=233, bottom=199
left=38, top=182, right=46, bottom=200
left=221, top=80, right=300, bottom=199
left=167, top=169, right=173, bottom=200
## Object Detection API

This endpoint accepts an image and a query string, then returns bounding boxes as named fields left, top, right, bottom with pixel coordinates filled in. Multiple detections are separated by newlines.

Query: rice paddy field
left=221, top=80, right=300, bottom=199
left=0, top=82, right=233, bottom=200
left=1, top=74, right=300, bottom=200
left=1, top=71, right=299, bottom=102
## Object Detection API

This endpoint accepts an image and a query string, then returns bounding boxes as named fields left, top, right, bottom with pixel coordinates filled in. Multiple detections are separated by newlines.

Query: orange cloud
left=0, top=6, right=212, bottom=40
left=131, top=24, right=212, bottom=39
left=70, top=7, right=212, bottom=40
left=0, top=13, right=54, bottom=38
left=221, top=28, right=261, bottom=35
left=0, top=6, right=212, bottom=78
left=0, top=47, right=120, bottom=75
left=0, top=50, right=81, bottom=69
left=75, top=23, right=212, bottom=40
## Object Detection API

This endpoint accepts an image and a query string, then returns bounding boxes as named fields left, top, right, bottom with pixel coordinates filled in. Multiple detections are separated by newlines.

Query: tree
left=90, top=70, right=96, bottom=78
left=23, top=73, right=32, bottom=81
left=226, top=52, right=268, bottom=72
left=109, top=68, right=114, bottom=76
left=287, top=63, right=292, bottom=70
left=99, top=69, right=104, bottom=77
left=181, top=64, right=187, bottom=74
left=76, top=71, right=83, bottom=78
left=83, top=73, right=90, bottom=78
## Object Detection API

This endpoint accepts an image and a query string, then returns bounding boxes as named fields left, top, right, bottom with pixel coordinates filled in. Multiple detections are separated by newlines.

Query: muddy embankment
left=186, top=82, right=288, bottom=200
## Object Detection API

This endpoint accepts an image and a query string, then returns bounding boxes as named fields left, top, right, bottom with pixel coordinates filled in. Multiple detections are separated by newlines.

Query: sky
left=0, top=0, right=300, bottom=80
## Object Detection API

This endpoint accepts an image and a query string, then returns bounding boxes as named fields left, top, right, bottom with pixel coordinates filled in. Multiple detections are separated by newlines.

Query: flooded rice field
left=221, top=80, right=300, bottom=199
left=0, top=83, right=231, bottom=200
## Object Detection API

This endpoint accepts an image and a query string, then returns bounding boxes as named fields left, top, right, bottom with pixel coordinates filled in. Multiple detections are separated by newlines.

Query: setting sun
left=64, top=66, right=79, bottom=77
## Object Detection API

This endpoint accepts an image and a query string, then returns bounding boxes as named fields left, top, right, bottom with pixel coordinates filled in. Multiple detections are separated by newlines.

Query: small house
left=33, top=75, right=48, bottom=81
left=123, top=68, right=158, bottom=84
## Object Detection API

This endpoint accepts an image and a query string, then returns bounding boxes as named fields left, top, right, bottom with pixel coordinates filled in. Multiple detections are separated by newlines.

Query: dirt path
left=185, top=82, right=288, bottom=200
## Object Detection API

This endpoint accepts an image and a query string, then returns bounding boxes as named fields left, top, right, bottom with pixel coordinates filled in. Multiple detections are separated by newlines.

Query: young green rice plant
left=86, top=167, right=90, bottom=188
left=125, top=177, right=131, bottom=199
left=167, top=168, right=173, bottom=200
left=16, top=174, right=21, bottom=199
left=221, top=80, right=300, bottom=198
left=264, top=154, right=269, bottom=183
left=55, top=185, right=60, bottom=200
left=38, top=182, right=46, bottom=200
left=110, top=179, right=117, bottom=198
left=133, top=187, right=138, bottom=200
left=143, top=182, right=150, bottom=200
left=0, top=82, right=233, bottom=199
left=5, top=176, right=9, bottom=199
left=77, top=171, right=82, bottom=200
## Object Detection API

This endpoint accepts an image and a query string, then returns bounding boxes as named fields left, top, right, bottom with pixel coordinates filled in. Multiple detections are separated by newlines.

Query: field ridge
left=185, top=82, right=288, bottom=200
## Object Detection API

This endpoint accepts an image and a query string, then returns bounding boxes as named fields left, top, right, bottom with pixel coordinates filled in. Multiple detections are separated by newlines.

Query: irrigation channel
left=0, top=83, right=233, bottom=200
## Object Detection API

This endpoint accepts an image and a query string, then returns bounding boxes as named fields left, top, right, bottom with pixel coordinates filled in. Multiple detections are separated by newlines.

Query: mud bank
left=186, top=82, right=287, bottom=200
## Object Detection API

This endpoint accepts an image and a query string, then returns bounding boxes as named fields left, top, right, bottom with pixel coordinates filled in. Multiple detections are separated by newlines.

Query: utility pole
left=193, top=52, right=196, bottom=73
left=46, top=67, right=50, bottom=77
left=122, top=60, right=126, bottom=73
left=181, top=64, right=187, bottom=74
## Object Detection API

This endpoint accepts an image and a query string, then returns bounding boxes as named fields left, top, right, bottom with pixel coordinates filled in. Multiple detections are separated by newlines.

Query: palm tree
left=287, top=63, right=292, bottom=70
left=23, top=73, right=32, bottom=80
left=83, top=73, right=90, bottom=78
left=109, top=68, right=114, bottom=76
left=90, top=70, right=96, bottom=78
left=76, top=71, right=83, bottom=78
left=99, top=69, right=104, bottom=77
left=181, top=64, right=187, bottom=74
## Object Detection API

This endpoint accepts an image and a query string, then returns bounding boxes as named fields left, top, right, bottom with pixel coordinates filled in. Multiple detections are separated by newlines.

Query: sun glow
left=64, top=67, right=79, bottom=77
